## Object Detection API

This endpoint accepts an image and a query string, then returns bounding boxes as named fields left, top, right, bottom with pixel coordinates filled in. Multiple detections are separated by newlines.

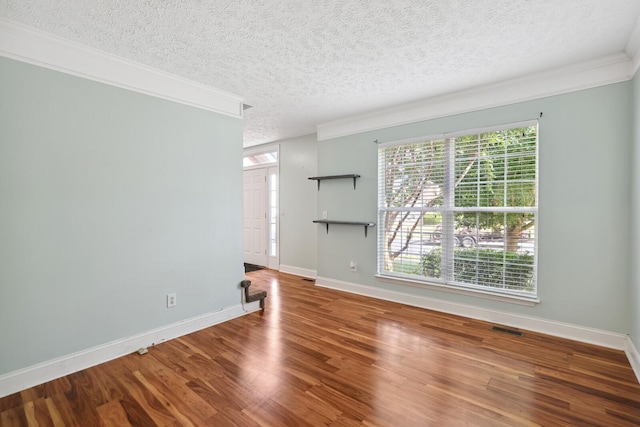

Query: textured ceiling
left=2, top=1, right=640, bottom=146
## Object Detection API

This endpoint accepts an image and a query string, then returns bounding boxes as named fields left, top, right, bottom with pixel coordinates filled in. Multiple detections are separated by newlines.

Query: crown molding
left=317, top=53, right=634, bottom=141
left=0, top=18, right=244, bottom=118
left=626, top=15, right=640, bottom=77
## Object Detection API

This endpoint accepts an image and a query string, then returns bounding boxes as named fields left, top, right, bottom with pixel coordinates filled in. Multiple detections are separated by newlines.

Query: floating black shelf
left=308, top=174, right=361, bottom=190
left=313, top=220, right=376, bottom=237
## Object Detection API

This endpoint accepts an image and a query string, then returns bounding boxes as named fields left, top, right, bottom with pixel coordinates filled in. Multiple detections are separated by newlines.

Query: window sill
left=374, top=274, right=540, bottom=307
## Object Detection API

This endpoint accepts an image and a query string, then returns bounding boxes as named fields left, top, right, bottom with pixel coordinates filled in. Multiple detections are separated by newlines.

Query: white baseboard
left=626, top=337, right=640, bottom=383
left=0, top=301, right=261, bottom=398
left=315, top=276, right=629, bottom=351
left=279, top=265, right=317, bottom=279
left=3, top=279, right=635, bottom=400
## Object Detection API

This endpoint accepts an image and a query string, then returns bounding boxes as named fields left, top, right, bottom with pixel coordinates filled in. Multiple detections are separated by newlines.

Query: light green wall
left=317, top=82, right=632, bottom=333
left=243, top=134, right=318, bottom=273
left=0, top=57, right=244, bottom=375
left=632, top=72, right=640, bottom=346
left=278, top=134, right=318, bottom=271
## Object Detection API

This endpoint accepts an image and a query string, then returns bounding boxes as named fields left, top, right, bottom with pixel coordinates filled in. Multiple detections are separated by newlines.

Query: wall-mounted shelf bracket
left=308, top=174, right=361, bottom=190
left=313, top=220, right=375, bottom=237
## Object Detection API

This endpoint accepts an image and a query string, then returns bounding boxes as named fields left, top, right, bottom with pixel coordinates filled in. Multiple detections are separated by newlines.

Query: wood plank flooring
left=1, top=269, right=639, bottom=426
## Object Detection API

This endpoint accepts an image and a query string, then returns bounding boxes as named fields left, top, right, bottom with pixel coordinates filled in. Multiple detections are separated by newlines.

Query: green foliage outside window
left=416, top=248, right=535, bottom=292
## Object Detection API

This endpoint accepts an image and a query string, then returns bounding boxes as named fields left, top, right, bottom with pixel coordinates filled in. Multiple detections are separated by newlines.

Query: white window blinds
left=377, top=122, right=538, bottom=299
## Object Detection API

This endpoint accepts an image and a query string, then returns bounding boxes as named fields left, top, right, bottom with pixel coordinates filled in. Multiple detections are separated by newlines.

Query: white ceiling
left=2, top=1, right=640, bottom=147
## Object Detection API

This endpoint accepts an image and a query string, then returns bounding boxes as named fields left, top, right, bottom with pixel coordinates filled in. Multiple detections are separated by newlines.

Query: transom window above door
left=243, top=151, right=278, bottom=168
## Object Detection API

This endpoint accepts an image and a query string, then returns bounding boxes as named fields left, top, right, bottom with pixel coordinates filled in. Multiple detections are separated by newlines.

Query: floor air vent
left=302, top=278, right=315, bottom=282
left=491, top=326, right=523, bottom=336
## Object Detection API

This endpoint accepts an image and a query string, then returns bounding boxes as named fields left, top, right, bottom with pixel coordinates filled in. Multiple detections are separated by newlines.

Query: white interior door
left=243, top=168, right=267, bottom=266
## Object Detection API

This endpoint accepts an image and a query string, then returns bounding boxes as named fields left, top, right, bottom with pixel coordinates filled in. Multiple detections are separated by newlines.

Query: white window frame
left=376, top=121, right=539, bottom=305
left=267, top=165, right=279, bottom=260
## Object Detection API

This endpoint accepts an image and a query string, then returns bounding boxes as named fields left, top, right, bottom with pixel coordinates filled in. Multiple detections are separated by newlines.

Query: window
left=377, top=121, right=538, bottom=300
left=268, top=168, right=278, bottom=257
left=243, top=151, right=278, bottom=168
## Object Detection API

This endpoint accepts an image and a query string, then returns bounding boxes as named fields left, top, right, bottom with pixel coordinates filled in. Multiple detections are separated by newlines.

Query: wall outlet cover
left=167, top=293, right=177, bottom=308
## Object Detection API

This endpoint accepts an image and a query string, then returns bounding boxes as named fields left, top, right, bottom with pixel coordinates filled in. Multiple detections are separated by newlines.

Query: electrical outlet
left=322, top=210, right=328, bottom=219
left=167, top=293, right=177, bottom=308
left=349, top=261, right=357, bottom=272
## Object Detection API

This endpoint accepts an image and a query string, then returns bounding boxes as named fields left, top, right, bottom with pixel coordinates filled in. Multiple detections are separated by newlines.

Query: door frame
left=243, top=144, right=279, bottom=270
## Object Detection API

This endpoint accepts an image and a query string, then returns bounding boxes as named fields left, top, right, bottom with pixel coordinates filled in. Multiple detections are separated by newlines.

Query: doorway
left=243, top=147, right=279, bottom=269
left=243, top=167, right=267, bottom=267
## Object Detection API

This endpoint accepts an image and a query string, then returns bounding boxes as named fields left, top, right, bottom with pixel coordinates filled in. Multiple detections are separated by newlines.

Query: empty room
left=1, top=1, right=640, bottom=425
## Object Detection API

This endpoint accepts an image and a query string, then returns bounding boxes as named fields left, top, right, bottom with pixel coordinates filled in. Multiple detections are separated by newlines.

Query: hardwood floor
left=1, top=269, right=639, bottom=426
